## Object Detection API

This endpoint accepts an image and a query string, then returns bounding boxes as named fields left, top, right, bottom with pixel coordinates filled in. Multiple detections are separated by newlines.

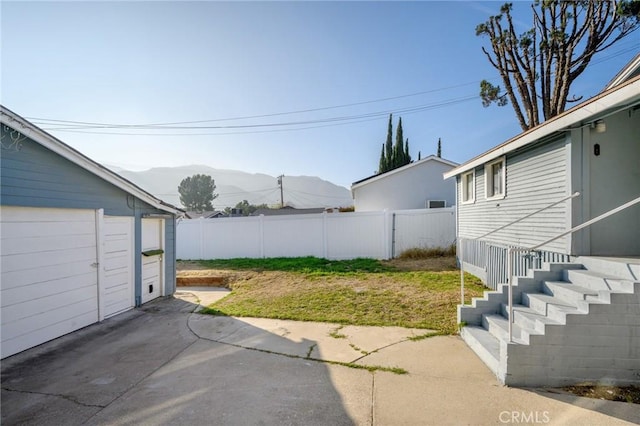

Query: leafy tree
left=224, top=200, right=270, bottom=216
left=178, top=174, right=218, bottom=211
left=377, top=114, right=412, bottom=173
left=477, top=1, right=640, bottom=131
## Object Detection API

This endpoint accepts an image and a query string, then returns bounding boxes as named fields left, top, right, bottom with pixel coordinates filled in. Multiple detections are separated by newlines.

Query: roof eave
left=352, top=155, right=458, bottom=190
left=1, top=106, right=183, bottom=215
left=443, top=76, right=640, bottom=179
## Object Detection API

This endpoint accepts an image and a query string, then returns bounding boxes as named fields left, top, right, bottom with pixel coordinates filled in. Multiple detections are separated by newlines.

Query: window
left=461, top=171, right=475, bottom=203
left=486, top=157, right=505, bottom=199
left=426, top=200, right=446, bottom=209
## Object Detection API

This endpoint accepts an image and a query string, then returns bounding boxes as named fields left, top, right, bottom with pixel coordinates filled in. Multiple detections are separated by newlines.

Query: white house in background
left=351, top=155, right=458, bottom=211
left=444, top=54, right=640, bottom=387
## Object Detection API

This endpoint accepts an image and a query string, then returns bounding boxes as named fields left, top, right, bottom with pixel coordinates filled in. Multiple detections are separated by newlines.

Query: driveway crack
left=1, top=387, right=106, bottom=409
left=350, top=338, right=410, bottom=364
left=370, top=373, right=376, bottom=426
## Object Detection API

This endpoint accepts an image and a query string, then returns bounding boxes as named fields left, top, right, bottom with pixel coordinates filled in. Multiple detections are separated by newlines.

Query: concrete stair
left=459, top=257, right=640, bottom=387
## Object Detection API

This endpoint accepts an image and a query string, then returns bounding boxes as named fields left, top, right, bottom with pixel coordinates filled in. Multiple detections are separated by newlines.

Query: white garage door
left=1, top=206, right=99, bottom=358
left=102, top=216, right=134, bottom=318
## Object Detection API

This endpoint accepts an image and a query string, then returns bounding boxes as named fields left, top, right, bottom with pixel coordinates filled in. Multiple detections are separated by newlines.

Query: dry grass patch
left=191, top=256, right=486, bottom=334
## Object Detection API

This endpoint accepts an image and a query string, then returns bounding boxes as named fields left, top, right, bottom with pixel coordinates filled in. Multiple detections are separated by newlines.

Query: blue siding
left=1, top=128, right=177, bottom=303
left=1, top=135, right=133, bottom=215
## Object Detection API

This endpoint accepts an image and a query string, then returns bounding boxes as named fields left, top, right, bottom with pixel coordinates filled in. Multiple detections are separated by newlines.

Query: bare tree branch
left=476, top=0, right=639, bottom=131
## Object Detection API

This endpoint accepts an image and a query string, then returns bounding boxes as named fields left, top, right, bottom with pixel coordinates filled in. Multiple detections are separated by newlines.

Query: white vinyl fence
left=177, top=207, right=456, bottom=260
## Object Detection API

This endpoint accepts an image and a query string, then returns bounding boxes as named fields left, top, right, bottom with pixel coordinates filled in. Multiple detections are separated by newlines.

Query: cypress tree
left=384, top=114, right=393, bottom=172
left=394, top=117, right=404, bottom=168
left=378, top=143, right=386, bottom=173
left=437, top=138, right=442, bottom=158
left=404, top=138, right=411, bottom=164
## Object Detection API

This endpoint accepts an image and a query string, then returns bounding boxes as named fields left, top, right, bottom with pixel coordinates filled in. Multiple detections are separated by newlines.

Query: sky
left=2, top=1, right=639, bottom=189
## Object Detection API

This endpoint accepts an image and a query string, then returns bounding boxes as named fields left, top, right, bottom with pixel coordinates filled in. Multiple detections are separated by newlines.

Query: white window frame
left=485, top=156, right=506, bottom=200
left=461, top=170, right=475, bottom=204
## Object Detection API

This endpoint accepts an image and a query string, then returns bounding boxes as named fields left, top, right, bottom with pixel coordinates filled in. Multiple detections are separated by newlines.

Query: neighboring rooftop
left=352, top=155, right=459, bottom=188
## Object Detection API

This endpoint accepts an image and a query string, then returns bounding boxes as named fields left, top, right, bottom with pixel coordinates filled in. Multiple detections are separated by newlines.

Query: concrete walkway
left=2, top=288, right=638, bottom=425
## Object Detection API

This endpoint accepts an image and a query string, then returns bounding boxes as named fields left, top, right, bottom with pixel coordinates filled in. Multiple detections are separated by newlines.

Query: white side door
left=141, top=218, right=164, bottom=304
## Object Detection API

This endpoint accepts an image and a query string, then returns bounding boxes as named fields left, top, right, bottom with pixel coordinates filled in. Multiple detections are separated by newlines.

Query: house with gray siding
left=444, top=55, right=640, bottom=387
left=351, top=155, right=458, bottom=211
left=0, top=105, right=184, bottom=359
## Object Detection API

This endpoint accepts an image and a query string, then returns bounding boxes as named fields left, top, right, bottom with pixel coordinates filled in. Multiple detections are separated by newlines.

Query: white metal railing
left=504, top=195, right=640, bottom=342
left=459, top=192, right=580, bottom=304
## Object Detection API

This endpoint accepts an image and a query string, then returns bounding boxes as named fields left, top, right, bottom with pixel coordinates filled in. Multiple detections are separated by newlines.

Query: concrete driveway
left=2, top=288, right=638, bottom=425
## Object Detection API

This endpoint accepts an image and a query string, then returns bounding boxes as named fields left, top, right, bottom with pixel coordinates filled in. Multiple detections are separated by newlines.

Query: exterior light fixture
left=591, top=119, right=606, bottom=133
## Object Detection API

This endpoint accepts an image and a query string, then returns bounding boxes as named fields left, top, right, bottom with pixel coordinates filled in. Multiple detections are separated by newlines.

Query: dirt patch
left=563, top=385, right=640, bottom=404
left=176, top=261, right=258, bottom=288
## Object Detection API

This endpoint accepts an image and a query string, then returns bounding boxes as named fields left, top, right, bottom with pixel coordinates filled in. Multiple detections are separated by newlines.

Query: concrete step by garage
left=176, top=275, right=227, bottom=287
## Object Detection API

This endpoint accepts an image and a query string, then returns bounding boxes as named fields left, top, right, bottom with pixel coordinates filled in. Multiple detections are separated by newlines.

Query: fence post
left=383, top=209, right=391, bottom=259
left=322, top=211, right=328, bottom=259
left=199, top=218, right=204, bottom=260
left=259, top=214, right=265, bottom=258
left=460, top=237, right=465, bottom=305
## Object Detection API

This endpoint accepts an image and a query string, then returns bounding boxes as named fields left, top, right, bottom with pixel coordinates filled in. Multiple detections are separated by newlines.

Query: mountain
left=113, top=165, right=354, bottom=210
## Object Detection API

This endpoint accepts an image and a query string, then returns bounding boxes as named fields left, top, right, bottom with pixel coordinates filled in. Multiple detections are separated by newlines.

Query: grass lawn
left=192, top=256, right=487, bottom=335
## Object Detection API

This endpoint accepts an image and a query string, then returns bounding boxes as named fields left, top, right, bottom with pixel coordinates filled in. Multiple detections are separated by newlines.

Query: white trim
left=352, top=155, right=458, bottom=191
left=485, top=156, right=506, bottom=200
left=604, top=53, right=640, bottom=91
left=443, top=77, right=640, bottom=179
left=95, top=209, right=105, bottom=322
left=0, top=106, right=181, bottom=215
left=461, top=170, right=475, bottom=204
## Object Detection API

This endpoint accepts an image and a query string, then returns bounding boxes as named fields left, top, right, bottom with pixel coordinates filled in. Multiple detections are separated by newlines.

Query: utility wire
left=26, top=42, right=637, bottom=137
left=35, top=95, right=476, bottom=131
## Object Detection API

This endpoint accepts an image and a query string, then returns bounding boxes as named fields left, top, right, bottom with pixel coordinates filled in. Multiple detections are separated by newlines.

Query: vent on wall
left=426, top=200, right=446, bottom=209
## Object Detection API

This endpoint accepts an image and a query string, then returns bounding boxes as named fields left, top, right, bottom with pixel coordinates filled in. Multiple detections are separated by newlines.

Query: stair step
left=521, top=293, right=581, bottom=323
left=460, top=326, right=500, bottom=375
left=574, top=256, right=640, bottom=281
left=542, top=281, right=599, bottom=302
left=563, top=269, right=635, bottom=293
left=482, top=314, right=531, bottom=345
left=499, top=303, right=562, bottom=333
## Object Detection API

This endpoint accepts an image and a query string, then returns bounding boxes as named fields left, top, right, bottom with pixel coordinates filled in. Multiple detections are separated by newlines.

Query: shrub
left=398, top=244, right=456, bottom=259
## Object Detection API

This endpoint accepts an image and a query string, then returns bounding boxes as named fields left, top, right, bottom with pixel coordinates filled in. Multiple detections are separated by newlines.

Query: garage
left=1, top=206, right=100, bottom=358
left=1, top=106, right=182, bottom=359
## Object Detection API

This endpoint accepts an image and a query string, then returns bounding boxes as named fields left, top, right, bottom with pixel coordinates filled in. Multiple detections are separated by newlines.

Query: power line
left=34, top=95, right=476, bottom=131
left=25, top=42, right=638, bottom=137
left=28, top=81, right=482, bottom=128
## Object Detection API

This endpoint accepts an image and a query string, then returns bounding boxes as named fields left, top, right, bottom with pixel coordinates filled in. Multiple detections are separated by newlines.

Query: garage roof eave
left=0, top=105, right=184, bottom=215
